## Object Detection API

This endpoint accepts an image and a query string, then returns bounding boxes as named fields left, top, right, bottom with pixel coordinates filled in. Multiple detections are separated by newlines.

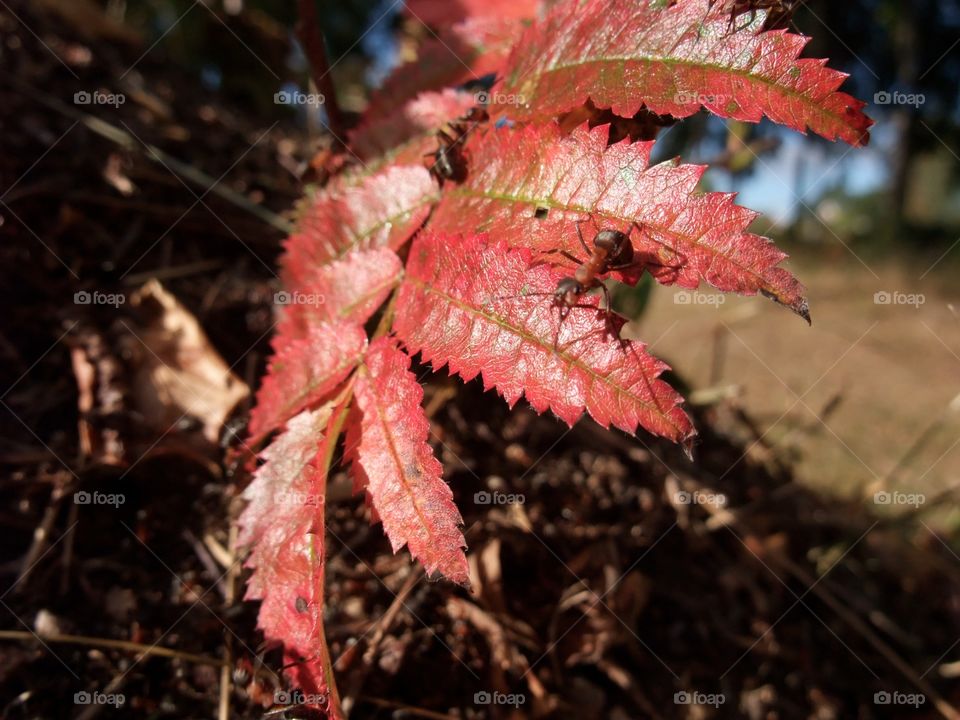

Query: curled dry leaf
left=68, top=326, right=125, bottom=464
left=128, top=279, right=248, bottom=444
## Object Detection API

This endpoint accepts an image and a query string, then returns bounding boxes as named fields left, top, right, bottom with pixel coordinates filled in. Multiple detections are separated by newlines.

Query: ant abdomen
left=594, top=229, right=634, bottom=265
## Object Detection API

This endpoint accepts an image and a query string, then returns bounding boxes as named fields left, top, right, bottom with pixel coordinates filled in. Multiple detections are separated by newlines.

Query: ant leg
left=607, top=256, right=684, bottom=277
left=539, top=248, right=585, bottom=268
left=574, top=218, right=593, bottom=256
left=552, top=303, right=570, bottom=352
left=597, top=282, right=622, bottom=340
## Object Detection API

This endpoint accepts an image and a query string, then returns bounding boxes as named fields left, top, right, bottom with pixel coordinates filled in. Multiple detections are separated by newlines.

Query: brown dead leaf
left=128, top=280, right=248, bottom=444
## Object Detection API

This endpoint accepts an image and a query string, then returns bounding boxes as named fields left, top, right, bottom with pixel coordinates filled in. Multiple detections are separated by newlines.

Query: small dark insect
left=295, top=596, right=308, bottom=613
left=487, top=220, right=683, bottom=349
left=427, top=107, right=489, bottom=184
left=490, top=222, right=647, bottom=347
left=551, top=221, right=638, bottom=314
left=541, top=221, right=684, bottom=343
left=233, top=655, right=279, bottom=709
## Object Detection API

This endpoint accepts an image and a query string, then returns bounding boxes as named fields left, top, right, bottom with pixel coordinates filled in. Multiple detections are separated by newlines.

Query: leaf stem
left=297, top=0, right=346, bottom=138
left=372, top=289, right=400, bottom=341
left=311, top=391, right=354, bottom=717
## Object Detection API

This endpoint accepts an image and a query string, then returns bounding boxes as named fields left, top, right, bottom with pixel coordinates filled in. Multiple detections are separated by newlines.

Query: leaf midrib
left=358, top=363, right=440, bottom=553
left=522, top=52, right=854, bottom=131
left=445, top=186, right=783, bottom=298
left=406, top=278, right=685, bottom=437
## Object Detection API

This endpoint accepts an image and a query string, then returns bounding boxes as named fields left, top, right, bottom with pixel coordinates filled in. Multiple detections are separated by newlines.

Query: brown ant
left=234, top=650, right=325, bottom=717
left=549, top=221, right=643, bottom=319
left=427, top=106, right=489, bottom=184
left=490, top=221, right=667, bottom=347
left=549, top=220, right=686, bottom=337
left=486, top=219, right=685, bottom=349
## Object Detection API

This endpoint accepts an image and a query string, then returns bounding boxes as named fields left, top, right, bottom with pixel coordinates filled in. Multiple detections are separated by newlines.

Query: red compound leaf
left=248, top=322, right=366, bottom=444
left=395, top=232, right=696, bottom=447
left=499, top=0, right=872, bottom=146
left=351, top=338, right=469, bottom=585
left=238, top=403, right=345, bottom=718
left=430, top=121, right=809, bottom=321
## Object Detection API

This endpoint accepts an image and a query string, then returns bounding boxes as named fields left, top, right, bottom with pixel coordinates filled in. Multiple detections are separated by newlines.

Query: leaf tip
left=760, top=288, right=811, bottom=325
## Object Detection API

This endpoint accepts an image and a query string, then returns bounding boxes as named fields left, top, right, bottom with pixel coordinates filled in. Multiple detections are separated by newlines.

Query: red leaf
left=352, top=338, right=469, bottom=584
left=248, top=322, right=366, bottom=443
left=364, top=17, right=522, bottom=119
left=499, top=0, right=872, bottom=146
left=278, top=248, right=403, bottom=339
left=282, top=165, right=437, bottom=283
left=430, top=122, right=808, bottom=320
left=395, top=232, right=695, bottom=446
left=348, top=89, right=479, bottom=162
left=238, top=404, right=342, bottom=717
left=405, top=0, right=542, bottom=26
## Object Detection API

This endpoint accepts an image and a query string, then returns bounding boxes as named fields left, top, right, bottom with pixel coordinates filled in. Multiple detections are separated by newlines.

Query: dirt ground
left=634, top=250, right=960, bottom=523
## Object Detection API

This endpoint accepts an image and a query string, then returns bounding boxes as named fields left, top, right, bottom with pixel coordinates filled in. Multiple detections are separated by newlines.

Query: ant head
left=554, top=277, right=584, bottom=306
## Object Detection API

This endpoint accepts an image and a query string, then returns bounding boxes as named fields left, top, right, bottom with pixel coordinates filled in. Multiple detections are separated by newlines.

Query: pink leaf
left=348, top=89, right=479, bottom=162
left=282, top=165, right=437, bottom=284
left=238, top=404, right=343, bottom=717
left=405, top=0, right=542, bottom=26
left=352, top=337, right=469, bottom=584
left=248, top=322, right=366, bottom=443
left=429, top=121, right=808, bottom=320
left=278, top=248, right=403, bottom=339
left=395, top=232, right=696, bottom=446
left=500, top=0, right=872, bottom=146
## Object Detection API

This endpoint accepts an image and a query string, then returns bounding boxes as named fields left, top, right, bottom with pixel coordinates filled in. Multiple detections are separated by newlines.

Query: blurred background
left=1, top=0, right=960, bottom=718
